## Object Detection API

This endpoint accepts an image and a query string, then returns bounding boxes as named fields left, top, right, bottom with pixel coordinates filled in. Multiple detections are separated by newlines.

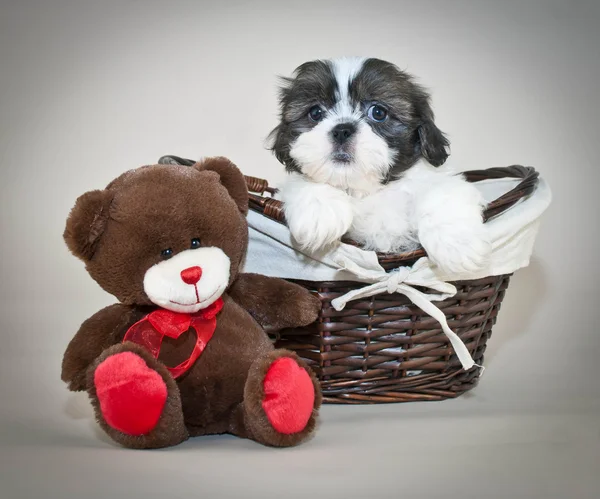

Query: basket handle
left=464, top=165, right=539, bottom=222
left=243, top=175, right=287, bottom=223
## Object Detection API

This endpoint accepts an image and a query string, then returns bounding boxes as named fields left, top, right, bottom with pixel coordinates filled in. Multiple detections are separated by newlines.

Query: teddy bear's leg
left=239, top=349, right=322, bottom=447
left=86, top=342, right=188, bottom=449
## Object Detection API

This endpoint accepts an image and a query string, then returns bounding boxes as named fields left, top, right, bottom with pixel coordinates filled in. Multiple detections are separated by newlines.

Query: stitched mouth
left=169, top=287, right=221, bottom=307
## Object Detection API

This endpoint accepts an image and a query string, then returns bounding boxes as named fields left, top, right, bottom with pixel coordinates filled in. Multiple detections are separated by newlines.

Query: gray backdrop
left=1, top=1, right=599, bottom=498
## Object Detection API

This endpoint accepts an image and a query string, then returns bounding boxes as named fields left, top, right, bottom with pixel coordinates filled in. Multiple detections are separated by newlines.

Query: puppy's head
left=269, top=57, right=449, bottom=193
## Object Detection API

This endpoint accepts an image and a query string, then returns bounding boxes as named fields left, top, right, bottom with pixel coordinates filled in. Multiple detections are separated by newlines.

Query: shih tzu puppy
left=269, top=57, right=491, bottom=275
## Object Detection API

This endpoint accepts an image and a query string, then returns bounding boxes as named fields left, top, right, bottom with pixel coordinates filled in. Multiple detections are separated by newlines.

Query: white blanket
left=243, top=176, right=552, bottom=371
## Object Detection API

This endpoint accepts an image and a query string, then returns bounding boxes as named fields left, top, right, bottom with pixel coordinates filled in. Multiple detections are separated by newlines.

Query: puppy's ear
left=267, top=124, right=290, bottom=167
left=64, top=189, right=114, bottom=261
left=416, top=101, right=450, bottom=167
left=194, top=157, right=249, bottom=215
left=267, top=76, right=299, bottom=171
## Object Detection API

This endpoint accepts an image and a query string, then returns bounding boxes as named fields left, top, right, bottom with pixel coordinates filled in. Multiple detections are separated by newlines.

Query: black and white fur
left=269, top=57, right=491, bottom=275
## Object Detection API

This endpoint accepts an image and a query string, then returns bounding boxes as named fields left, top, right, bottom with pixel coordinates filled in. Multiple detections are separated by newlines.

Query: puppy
left=269, top=57, right=491, bottom=275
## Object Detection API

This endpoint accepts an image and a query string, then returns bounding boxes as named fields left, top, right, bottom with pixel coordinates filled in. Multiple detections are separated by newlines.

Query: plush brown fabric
left=63, top=189, right=114, bottom=261
left=61, top=304, right=150, bottom=391
left=194, top=157, right=250, bottom=215
left=229, top=273, right=321, bottom=332
left=62, top=158, right=321, bottom=449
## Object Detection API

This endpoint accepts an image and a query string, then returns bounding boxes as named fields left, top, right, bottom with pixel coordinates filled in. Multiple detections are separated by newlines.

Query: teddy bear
left=61, top=157, right=322, bottom=449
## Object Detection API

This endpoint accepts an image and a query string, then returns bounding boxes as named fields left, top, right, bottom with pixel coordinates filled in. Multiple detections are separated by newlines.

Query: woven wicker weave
left=157, top=156, right=537, bottom=403
left=244, top=165, right=538, bottom=404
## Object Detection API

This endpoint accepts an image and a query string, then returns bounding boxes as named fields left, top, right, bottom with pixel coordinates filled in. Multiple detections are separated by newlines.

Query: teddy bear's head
left=64, top=157, right=249, bottom=313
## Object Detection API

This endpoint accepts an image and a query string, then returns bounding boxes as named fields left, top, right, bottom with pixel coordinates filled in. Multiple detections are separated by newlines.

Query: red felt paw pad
left=262, top=357, right=315, bottom=435
left=94, top=352, right=167, bottom=436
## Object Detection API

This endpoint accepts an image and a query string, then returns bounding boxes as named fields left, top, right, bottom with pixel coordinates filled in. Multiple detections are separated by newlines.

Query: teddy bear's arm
left=61, top=304, right=142, bottom=391
left=228, top=273, right=321, bottom=332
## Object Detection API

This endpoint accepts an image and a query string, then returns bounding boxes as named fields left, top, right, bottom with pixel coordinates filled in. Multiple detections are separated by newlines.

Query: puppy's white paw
left=286, top=194, right=354, bottom=252
left=420, top=224, right=492, bottom=276
left=278, top=173, right=355, bottom=252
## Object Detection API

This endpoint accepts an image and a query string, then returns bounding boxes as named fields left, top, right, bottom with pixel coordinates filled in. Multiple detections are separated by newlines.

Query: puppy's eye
left=367, top=105, right=388, bottom=122
left=160, top=248, right=173, bottom=260
left=308, top=105, right=324, bottom=122
left=190, top=238, right=201, bottom=249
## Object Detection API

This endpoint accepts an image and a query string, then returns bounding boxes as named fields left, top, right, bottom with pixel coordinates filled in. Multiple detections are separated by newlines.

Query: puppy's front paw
left=421, top=225, right=492, bottom=276
left=285, top=195, right=353, bottom=252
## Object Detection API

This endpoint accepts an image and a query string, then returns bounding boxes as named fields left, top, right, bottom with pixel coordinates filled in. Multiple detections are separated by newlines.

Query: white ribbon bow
left=329, top=248, right=483, bottom=372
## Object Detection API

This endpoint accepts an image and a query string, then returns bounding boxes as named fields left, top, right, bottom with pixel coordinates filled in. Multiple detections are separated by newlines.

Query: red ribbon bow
left=123, top=298, right=224, bottom=378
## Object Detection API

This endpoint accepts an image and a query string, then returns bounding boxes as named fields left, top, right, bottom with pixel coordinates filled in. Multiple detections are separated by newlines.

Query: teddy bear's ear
left=63, top=189, right=114, bottom=261
left=194, top=157, right=249, bottom=215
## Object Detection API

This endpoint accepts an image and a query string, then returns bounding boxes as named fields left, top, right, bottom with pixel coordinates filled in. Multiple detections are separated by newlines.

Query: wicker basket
left=243, top=166, right=539, bottom=404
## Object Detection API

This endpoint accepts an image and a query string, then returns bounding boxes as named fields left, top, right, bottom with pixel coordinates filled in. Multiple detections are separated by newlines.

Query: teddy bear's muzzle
left=143, top=247, right=230, bottom=314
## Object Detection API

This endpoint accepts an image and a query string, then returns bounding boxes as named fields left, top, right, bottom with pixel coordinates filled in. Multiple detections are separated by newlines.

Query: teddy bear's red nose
left=180, top=266, right=203, bottom=285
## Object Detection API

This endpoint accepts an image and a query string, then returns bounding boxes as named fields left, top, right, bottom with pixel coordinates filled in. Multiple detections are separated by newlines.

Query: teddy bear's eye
left=160, top=248, right=173, bottom=260
left=190, top=238, right=201, bottom=249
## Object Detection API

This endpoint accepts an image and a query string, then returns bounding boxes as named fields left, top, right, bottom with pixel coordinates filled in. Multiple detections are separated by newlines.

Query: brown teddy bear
left=61, top=157, right=322, bottom=449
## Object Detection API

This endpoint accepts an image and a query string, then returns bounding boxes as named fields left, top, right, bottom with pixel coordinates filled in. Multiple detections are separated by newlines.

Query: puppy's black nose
left=331, top=123, right=356, bottom=145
